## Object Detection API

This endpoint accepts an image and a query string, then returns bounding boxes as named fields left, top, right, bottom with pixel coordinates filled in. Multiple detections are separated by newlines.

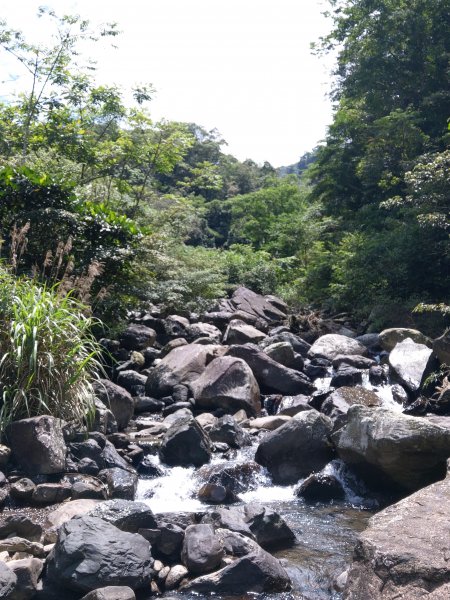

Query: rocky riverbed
left=0, top=286, right=449, bottom=599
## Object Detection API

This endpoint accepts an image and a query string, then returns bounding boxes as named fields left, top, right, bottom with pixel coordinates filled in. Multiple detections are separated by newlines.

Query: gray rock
left=216, top=528, right=257, bottom=557
left=344, top=475, right=450, bottom=599
left=332, top=405, right=450, bottom=492
left=223, top=319, right=267, bottom=345
left=220, top=287, right=287, bottom=324
left=7, top=416, right=66, bottom=475
left=260, top=332, right=311, bottom=357
left=209, top=415, right=251, bottom=448
left=164, top=315, right=190, bottom=338
left=277, top=394, right=312, bottom=417
left=0, top=538, right=44, bottom=557
left=255, top=409, right=334, bottom=484
left=389, top=337, right=436, bottom=394
left=190, top=356, right=261, bottom=417
left=249, top=416, right=292, bottom=430
left=159, top=416, right=211, bottom=467
left=433, top=329, right=450, bottom=366
left=115, top=370, right=147, bottom=396
left=379, top=327, right=431, bottom=352
left=0, top=445, right=11, bottom=468
left=164, top=565, right=188, bottom=590
left=181, top=524, right=224, bottom=575
left=93, top=380, right=134, bottom=431
left=332, top=354, right=376, bottom=370
left=263, top=341, right=296, bottom=368
left=119, top=324, right=156, bottom=350
left=330, top=364, right=363, bottom=388
left=81, top=588, right=135, bottom=600
left=0, top=561, right=17, bottom=599
left=92, top=399, right=118, bottom=435
left=226, top=344, right=314, bottom=395
left=47, top=516, right=153, bottom=592
left=0, top=516, right=42, bottom=543
left=152, top=522, right=184, bottom=561
left=321, top=387, right=381, bottom=422
left=198, top=483, right=239, bottom=504
left=201, top=507, right=253, bottom=538
left=308, top=334, right=367, bottom=361
left=245, top=504, right=296, bottom=549
left=10, top=479, right=36, bottom=502
left=296, top=472, right=345, bottom=502
left=87, top=499, right=156, bottom=532
left=32, top=483, right=71, bottom=505
left=99, top=468, right=138, bottom=500
left=186, top=323, right=222, bottom=344
left=8, top=557, right=43, bottom=600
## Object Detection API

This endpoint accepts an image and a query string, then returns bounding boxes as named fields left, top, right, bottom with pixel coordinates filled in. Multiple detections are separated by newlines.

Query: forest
left=0, top=0, right=448, bottom=333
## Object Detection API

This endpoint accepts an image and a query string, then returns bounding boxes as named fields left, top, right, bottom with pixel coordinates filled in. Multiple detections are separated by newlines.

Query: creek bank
left=0, top=288, right=449, bottom=598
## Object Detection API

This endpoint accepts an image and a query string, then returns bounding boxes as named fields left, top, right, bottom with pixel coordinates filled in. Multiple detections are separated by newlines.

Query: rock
left=261, top=332, right=311, bottom=357
left=368, top=364, right=388, bottom=385
left=343, top=475, right=450, bottom=599
left=7, top=557, right=43, bottom=600
left=186, top=323, right=222, bottom=343
left=201, top=507, right=253, bottom=538
left=0, top=537, right=44, bottom=557
left=145, top=344, right=226, bottom=398
left=321, top=387, right=381, bottom=421
left=7, top=416, right=66, bottom=475
left=332, top=354, right=376, bottom=370
left=195, top=413, right=218, bottom=431
left=330, top=364, right=363, bottom=388
left=226, top=344, right=314, bottom=395
left=379, top=327, right=431, bottom=352
left=181, top=524, right=224, bottom=575
left=277, top=394, right=312, bottom=417
left=10, top=479, right=36, bottom=502
left=181, top=547, right=291, bottom=594
left=64, top=475, right=107, bottom=500
left=92, top=399, right=117, bottom=435
left=391, top=383, right=409, bottom=405
left=99, top=441, right=132, bottom=472
left=0, top=561, right=17, bottom=598
left=193, top=357, right=261, bottom=417
left=433, top=329, right=450, bottom=366
left=249, top=415, right=292, bottom=430
left=152, top=522, right=184, bottom=561
left=134, top=397, right=164, bottom=414
left=296, top=473, right=345, bottom=502
left=115, top=370, right=147, bottom=396
left=223, top=319, right=267, bottom=345
left=164, top=565, right=188, bottom=590
left=86, top=499, right=156, bottom=532
left=209, top=415, right=251, bottom=448
left=198, top=462, right=262, bottom=496
left=245, top=505, right=296, bottom=549
left=220, top=287, right=287, bottom=324
left=93, top=380, right=134, bottom=431
left=119, top=324, right=156, bottom=350
left=216, top=529, right=257, bottom=557
left=389, top=337, right=436, bottom=394
left=81, top=588, right=135, bottom=600
left=99, top=468, right=138, bottom=500
left=332, top=405, right=450, bottom=492
left=164, top=315, right=190, bottom=338
left=32, top=483, right=71, bottom=505
left=47, top=516, right=153, bottom=592
left=308, top=334, right=367, bottom=361
left=160, top=338, right=188, bottom=358
left=263, top=341, right=297, bottom=369
left=0, top=516, right=42, bottom=543
left=0, top=445, right=11, bottom=468
left=355, top=333, right=381, bottom=350
left=159, top=415, right=211, bottom=467
left=163, top=408, right=193, bottom=427
left=70, top=439, right=103, bottom=464
left=255, top=409, right=334, bottom=484
left=198, top=483, right=239, bottom=504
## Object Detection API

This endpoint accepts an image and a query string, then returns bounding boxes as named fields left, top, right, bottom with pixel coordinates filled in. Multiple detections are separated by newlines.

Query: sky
left=1, top=0, right=335, bottom=167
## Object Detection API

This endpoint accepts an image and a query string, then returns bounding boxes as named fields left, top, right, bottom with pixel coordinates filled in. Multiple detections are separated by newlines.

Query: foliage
left=0, top=266, right=100, bottom=433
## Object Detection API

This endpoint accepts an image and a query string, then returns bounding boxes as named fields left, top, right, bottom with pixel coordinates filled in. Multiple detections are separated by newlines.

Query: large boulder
left=145, top=344, right=226, bottom=398
left=81, top=588, right=135, bottom=600
left=209, top=415, right=251, bottom=448
left=388, top=337, right=436, bottom=394
left=379, top=327, right=431, bottom=352
left=119, top=324, right=156, bottom=350
left=92, top=380, right=134, bottom=431
left=159, top=415, right=211, bottom=467
left=87, top=500, right=156, bottom=533
left=46, top=516, right=153, bottom=593
left=433, top=329, right=450, bottom=366
left=226, top=344, right=314, bottom=395
left=343, top=475, right=450, bottom=599
left=223, top=320, right=267, bottom=345
left=321, top=387, right=381, bottom=421
left=255, top=410, right=334, bottom=484
left=181, top=547, right=291, bottom=595
left=219, top=286, right=287, bottom=324
left=308, top=334, right=367, bottom=361
left=260, top=332, right=311, bottom=358
left=332, top=405, right=450, bottom=492
left=181, top=524, right=224, bottom=575
left=0, top=561, right=17, bottom=599
left=190, top=356, right=261, bottom=417
left=7, top=416, right=66, bottom=475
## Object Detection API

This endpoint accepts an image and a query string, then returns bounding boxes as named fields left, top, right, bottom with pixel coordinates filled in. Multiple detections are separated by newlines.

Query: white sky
left=1, top=0, right=335, bottom=167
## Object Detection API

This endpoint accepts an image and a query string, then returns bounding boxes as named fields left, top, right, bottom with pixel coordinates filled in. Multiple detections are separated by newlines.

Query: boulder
left=201, top=507, right=253, bottom=538
left=321, top=387, right=381, bottom=421
left=44, top=500, right=100, bottom=532
left=389, top=337, right=436, bottom=394
left=198, top=483, right=239, bottom=504
left=0, top=561, right=17, bottom=598
left=145, top=344, right=226, bottom=398
left=86, top=499, right=156, bottom=533
left=332, top=355, right=376, bottom=370
left=216, top=528, right=258, bottom=557
left=379, top=327, right=431, bottom=352
left=164, top=315, right=190, bottom=338
left=159, top=416, right=211, bottom=467
left=433, top=329, right=450, bottom=366
left=92, top=400, right=117, bottom=435
left=31, top=483, right=71, bottom=505
left=151, top=522, right=184, bottom=561
left=186, top=323, right=222, bottom=343
left=255, top=410, right=334, bottom=484
left=10, top=479, right=36, bottom=502
left=220, top=287, right=287, bottom=324
left=115, top=371, right=147, bottom=396
left=277, top=394, right=312, bottom=417
left=330, top=364, right=363, bottom=388
left=0, top=516, right=42, bottom=543
left=245, top=504, right=295, bottom=549
left=308, top=334, right=367, bottom=361
left=99, top=468, right=138, bottom=500
left=119, top=324, right=156, bottom=350
left=197, top=462, right=262, bottom=496
left=344, top=475, right=450, bottom=599
left=181, top=524, right=224, bottom=575
left=226, top=344, right=314, bottom=395
left=181, top=547, right=291, bottom=594
left=249, top=416, right=292, bottom=430
left=263, top=341, right=297, bottom=368
left=260, top=332, right=311, bottom=358
left=81, top=588, right=135, bottom=600
left=296, top=473, right=345, bottom=502
left=209, top=415, right=251, bottom=448
left=7, top=416, right=66, bottom=475
left=93, top=380, right=134, bottom=431
left=332, top=405, right=450, bottom=492
left=223, top=320, right=267, bottom=345
left=47, top=516, right=153, bottom=592
left=190, top=356, right=261, bottom=417
left=7, top=557, right=43, bottom=600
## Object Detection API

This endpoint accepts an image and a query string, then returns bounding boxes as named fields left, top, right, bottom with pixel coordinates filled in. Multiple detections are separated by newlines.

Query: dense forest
left=0, top=0, right=449, bottom=333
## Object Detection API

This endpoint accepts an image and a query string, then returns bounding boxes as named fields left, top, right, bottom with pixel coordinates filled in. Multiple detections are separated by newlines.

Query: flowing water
left=135, top=374, right=401, bottom=598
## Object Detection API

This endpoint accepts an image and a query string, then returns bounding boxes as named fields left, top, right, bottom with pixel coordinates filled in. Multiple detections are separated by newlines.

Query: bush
left=0, top=267, right=100, bottom=434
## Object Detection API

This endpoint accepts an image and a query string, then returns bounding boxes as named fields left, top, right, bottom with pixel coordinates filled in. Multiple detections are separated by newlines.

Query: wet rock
left=119, top=324, right=156, bottom=350
left=77, top=457, right=100, bottom=476
left=87, top=499, right=156, bottom=532
left=391, top=383, right=409, bottom=405
left=81, top=588, right=135, bottom=600
left=355, top=333, right=381, bottom=351
left=304, top=357, right=330, bottom=379
left=321, top=387, right=381, bottom=422
left=223, top=319, right=267, bottom=345
left=197, top=462, right=262, bottom=495
left=46, top=516, right=153, bottom=593
left=195, top=413, right=218, bottom=431
left=308, top=334, right=367, bottom=361
left=181, top=547, right=291, bottom=594
left=190, top=356, right=261, bottom=417
left=332, top=405, right=450, bottom=492
left=330, top=364, right=363, bottom=388
left=0, top=561, right=17, bottom=598
left=7, top=416, right=66, bottom=475
left=226, top=344, right=314, bottom=395
left=255, top=409, right=334, bottom=484
left=379, top=327, right=431, bottom=352
left=137, top=456, right=164, bottom=478
left=181, top=524, right=224, bottom=575
left=145, top=344, right=226, bottom=398
left=389, top=337, right=436, bottom=395
left=99, top=468, right=138, bottom=500
left=93, top=380, right=134, bottom=431
left=368, top=365, right=387, bottom=385
left=296, top=473, right=345, bottom=502
left=65, top=474, right=107, bottom=500
left=201, top=507, right=253, bottom=538
left=8, top=557, right=43, bottom=600
left=99, top=441, right=132, bottom=471
left=332, top=355, right=376, bottom=370
left=216, top=528, right=257, bottom=557
left=159, top=415, right=211, bottom=467
left=245, top=505, right=296, bottom=549
left=133, top=397, right=164, bottom=414
left=198, top=483, right=239, bottom=504
left=209, top=415, right=251, bottom=448
left=277, top=394, right=312, bottom=417
left=32, top=483, right=71, bottom=505
left=70, top=439, right=103, bottom=464
left=344, top=475, right=450, bottom=600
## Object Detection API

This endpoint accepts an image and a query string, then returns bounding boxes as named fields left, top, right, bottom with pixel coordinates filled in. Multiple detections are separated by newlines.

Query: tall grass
left=0, top=266, right=101, bottom=435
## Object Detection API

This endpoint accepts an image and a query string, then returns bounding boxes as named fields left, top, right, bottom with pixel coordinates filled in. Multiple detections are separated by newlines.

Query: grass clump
left=0, top=266, right=100, bottom=434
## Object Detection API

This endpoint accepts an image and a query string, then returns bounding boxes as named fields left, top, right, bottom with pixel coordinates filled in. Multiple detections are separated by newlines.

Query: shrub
left=0, top=267, right=101, bottom=434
